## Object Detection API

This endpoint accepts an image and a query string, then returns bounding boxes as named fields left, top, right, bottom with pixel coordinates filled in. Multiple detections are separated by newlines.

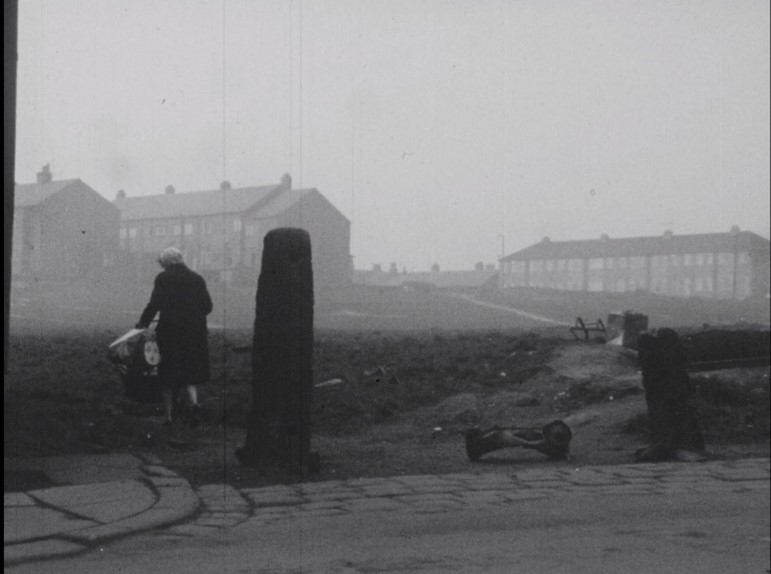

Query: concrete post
left=236, top=228, right=317, bottom=477
left=635, top=328, right=705, bottom=462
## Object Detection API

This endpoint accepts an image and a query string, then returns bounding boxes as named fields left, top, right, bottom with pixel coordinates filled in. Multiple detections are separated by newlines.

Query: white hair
left=158, top=247, right=184, bottom=267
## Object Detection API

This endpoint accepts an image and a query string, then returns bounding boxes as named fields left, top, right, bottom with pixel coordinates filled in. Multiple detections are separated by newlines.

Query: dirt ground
left=147, top=342, right=770, bottom=488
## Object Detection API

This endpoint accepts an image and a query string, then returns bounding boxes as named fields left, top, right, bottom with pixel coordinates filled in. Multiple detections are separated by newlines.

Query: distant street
left=9, top=485, right=769, bottom=574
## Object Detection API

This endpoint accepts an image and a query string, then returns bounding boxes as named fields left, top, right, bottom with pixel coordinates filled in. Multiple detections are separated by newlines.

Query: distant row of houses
left=499, top=229, right=770, bottom=300
left=12, top=165, right=770, bottom=300
left=349, top=229, right=770, bottom=301
left=12, top=166, right=352, bottom=288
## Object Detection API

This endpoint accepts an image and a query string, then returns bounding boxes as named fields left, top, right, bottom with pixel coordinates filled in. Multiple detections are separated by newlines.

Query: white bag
left=108, top=328, right=161, bottom=368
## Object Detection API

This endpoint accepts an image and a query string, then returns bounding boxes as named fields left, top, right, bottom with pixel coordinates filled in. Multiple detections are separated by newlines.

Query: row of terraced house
left=12, top=165, right=770, bottom=300
left=499, top=230, right=770, bottom=300
left=12, top=166, right=352, bottom=289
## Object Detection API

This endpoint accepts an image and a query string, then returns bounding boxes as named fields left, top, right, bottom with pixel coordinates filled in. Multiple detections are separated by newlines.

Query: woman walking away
left=137, top=247, right=213, bottom=427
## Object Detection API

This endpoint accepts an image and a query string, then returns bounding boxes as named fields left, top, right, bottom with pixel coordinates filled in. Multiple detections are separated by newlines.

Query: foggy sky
left=15, top=0, right=771, bottom=271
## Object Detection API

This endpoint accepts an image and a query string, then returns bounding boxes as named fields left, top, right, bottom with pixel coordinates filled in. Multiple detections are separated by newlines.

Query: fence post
left=236, top=228, right=317, bottom=477
left=636, top=328, right=704, bottom=461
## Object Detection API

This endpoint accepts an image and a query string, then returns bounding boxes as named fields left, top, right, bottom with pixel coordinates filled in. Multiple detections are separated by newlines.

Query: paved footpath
left=179, top=457, right=770, bottom=531
left=5, top=455, right=770, bottom=568
left=4, top=453, right=198, bottom=566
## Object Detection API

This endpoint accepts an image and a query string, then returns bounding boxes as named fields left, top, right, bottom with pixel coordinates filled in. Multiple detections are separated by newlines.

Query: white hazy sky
left=15, top=0, right=770, bottom=271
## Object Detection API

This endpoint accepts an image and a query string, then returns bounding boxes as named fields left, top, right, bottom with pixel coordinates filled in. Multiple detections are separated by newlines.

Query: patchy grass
left=691, top=371, right=770, bottom=443
left=4, top=326, right=559, bottom=456
left=621, top=369, right=770, bottom=444
left=5, top=324, right=768, bottom=488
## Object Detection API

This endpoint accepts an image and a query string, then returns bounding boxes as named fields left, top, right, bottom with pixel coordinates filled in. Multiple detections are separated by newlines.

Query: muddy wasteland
left=7, top=320, right=767, bottom=491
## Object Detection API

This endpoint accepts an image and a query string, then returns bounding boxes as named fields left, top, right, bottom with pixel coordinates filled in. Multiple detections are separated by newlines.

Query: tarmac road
left=9, top=482, right=769, bottom=574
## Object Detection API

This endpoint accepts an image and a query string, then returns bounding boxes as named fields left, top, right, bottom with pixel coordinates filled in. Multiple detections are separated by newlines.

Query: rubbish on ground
left=606, top=311, right=649, bottom=348
left=465, top=420, right=573, bottom=461
left=315, top=378, right=345, bottom=388
left=570, top=317, right=606, bottom=341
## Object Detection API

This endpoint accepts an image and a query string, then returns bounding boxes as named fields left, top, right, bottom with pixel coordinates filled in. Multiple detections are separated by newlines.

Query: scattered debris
left=606, top=311, right=649, bottom=348
left=315, top=378, right=345, bottom=388
left=570, top=317, right=606, bottom=341
left=360, top=366, right=400, bottom=385
left=465, top=420, right=573, bottom=461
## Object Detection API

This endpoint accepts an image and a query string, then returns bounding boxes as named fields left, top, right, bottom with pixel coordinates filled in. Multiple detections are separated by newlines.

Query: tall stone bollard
left=236, top=228, right=317, bottom=477
left=635, top=328, right=705, bottom=462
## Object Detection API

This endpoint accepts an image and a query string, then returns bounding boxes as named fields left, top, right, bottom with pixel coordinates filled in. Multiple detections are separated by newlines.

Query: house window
left=556, top=259, right=566, bottom=271
left=173, top=224, right=182, bottom=236
left=184, top=222, right=194, bottom=235
left=684, top=254, right=694, bottom=266
left=630, top=256, right=646, bottom=268
left=119, top=227, right=127, bottom=239
left=153, top=225, right=166, bottom=237
left=233, top=218, right=243, bottom=233
left=569, top=258, right=583, bottom=271
left=618, top=257, right=628, bottom=269
left=129, top=227, right=137, bottom=238
left=605, top=258, right=616, bottom=269
left=670, top=254, right=680, bottom=266
left=718, top=252, right=733, bottom=265
left=546, top=260, right=554, bottom=272
left=588, top=258, right=604, bottom=270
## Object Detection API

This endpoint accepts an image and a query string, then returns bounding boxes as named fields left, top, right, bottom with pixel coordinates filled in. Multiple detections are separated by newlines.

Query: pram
left=107, top=326, right=163, bottom=404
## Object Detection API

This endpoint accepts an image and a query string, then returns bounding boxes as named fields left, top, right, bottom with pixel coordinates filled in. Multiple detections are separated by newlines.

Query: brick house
left=12, top=165, right=120, bottom=280
left=114, top=174, right=352, bottom=289
left=500, top=228, right=770, bottom=300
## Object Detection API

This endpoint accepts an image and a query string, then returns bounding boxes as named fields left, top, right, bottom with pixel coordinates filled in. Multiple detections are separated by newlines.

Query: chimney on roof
left=541, top=236, right=550, bottom=243
left=281, top=173, right=292, bottom=189
left=431, top=263, right=440, bottom=272
left=116, top=189, right=126, bottom=200
left=165, top=185, right=176, bottom=195
left=730, top=224, right=740, bottom=235
left=220, top=180, right=231, bottom=191
left=663, top=229, right=673, bottom=238
left=373, top=264, right=382, bottom=273
left=36, top=164, right=52, bottom=184
left=600, top=233, right=609, bottom=241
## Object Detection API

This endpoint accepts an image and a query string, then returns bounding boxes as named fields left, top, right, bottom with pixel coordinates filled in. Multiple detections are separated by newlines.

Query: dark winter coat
left=139, top=264, right=213, bottom=388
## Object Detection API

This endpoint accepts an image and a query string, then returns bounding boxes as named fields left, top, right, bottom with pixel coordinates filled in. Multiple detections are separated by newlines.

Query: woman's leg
left=162, top=386, right=174, bottom=425
left=185, top=385, right=202, bottom=427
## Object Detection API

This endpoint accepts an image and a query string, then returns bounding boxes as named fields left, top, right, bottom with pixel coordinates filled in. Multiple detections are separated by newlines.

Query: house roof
left=255, top=188, right=313, bottom=218
left=354, top=269, right=499, bottom=289
left=14, top=179, right=84, bottom=207
left=114, top=184, right=280, bottom=220
left=502, top=231, right=770, bottom=261
left=114, top=184, right=351, bottom=223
